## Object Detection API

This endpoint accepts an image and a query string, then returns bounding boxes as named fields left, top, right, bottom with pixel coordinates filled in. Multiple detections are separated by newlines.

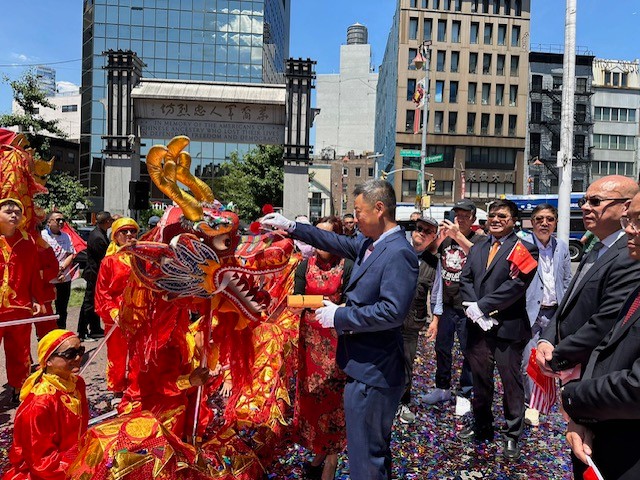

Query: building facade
left=81, top=0, right=290, bottom=211
left=36, top=66, right=57, bottom=96
left=13, top=93, right=81, bottom=142
left=329, top=153, right=376, bottom=216
left=315, top=24, right=378, bottom=159
left=527, top=51, right=595, bottom=194
left=591, top=58, right=640, bottom=182
left=375, top=0, right=531, bottom=206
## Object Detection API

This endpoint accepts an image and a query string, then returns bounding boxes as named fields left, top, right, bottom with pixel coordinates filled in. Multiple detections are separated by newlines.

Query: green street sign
left=424, top=154, right=444, bottom=165
left=400, top=149, right=421, bottom=157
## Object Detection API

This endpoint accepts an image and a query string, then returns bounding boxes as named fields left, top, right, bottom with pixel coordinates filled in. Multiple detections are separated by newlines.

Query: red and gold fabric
left=4, top=374, right=88, bottom=480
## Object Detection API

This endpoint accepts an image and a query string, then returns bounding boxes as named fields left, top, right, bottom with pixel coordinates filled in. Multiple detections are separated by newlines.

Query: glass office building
left=81, top=0, right=290, bottom=207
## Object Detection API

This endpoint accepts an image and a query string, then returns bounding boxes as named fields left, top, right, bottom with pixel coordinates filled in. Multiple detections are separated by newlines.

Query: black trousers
left=401, top=324, right=423, bottom=404
left=466, top=330, right=527, bottom=441
left=434, top=306, right=473, bottom=397
left=54, top=281, right=72, bottom=329
left=78, top=278, right=102, bottom=336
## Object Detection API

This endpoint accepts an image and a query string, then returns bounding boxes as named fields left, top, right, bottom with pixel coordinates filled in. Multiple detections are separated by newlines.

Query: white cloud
left=10, top=52, right=33, bottom=63
left=56, top=81, right=79, bottom=94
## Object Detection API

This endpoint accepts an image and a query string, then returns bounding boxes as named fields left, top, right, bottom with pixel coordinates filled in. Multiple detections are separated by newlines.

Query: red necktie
left=622, top=291, right=640, bottom=325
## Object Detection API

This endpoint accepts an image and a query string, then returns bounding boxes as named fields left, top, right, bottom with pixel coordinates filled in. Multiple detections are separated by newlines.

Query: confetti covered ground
left=0, top=310, right=572, bottom=479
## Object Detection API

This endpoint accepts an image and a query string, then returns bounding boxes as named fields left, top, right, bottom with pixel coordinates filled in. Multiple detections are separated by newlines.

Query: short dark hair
left=45, top=210, right=64, bottom=223
left=353, top=180, right=396, bottom=217
left=531, top=203, right=558, bottom=219
left=96, top=211, right=112, bottom=224
left=342, top=213, right=354, bottom=221
left=489, top=199, right=519, bottom=219
left=315, top=215, right=344, bottom=235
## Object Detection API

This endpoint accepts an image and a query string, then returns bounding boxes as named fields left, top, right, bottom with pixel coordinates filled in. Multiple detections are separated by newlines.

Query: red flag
left=583, top=457, right=604, bottom=480
left=507, top=240, right=537, bottom=274
left=526, top=348, right=557, bottom=414
left=61, top=223, right=87, bottom=253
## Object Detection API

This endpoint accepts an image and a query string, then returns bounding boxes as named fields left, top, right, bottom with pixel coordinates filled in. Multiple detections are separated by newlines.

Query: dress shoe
left=458, top=424, right=494, bottom=442
left=502, top=438, right=521, bottom=461
left=422, top=388, right=452, bottom=405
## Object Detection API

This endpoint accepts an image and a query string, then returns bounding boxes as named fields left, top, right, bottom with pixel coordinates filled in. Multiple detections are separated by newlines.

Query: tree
left=0, top=71, right=67, bottom=159
left=36, top=171, right=93, bottom=220
left=214, top=145, right=284, bottom=221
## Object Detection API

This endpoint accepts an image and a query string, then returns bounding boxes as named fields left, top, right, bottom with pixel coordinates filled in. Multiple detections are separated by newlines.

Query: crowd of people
left=4, top=174, right=640, bottom=479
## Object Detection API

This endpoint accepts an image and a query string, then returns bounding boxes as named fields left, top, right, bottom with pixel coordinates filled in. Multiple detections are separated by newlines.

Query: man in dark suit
left=261, top=180, right=418, bottom=480
left=537, top=175, right=640, bottom=375
left=78, top=211, right=113, bottom=340
left=459, top=199, right=538, bottom=461
left=563, top=191, right=640, bottom=480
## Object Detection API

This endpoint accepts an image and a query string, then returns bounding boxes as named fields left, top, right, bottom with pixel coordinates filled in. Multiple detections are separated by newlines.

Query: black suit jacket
left=562, top=284, right=640, bottom=480
left=82, top=226, right=109, bottom=282
left=543, top=235, right=640, bottom=371
left=460, top=232, right=538, bottom=341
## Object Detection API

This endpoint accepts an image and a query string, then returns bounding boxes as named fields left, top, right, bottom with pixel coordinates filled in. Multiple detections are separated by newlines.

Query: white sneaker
left=422, top=388, right=452, bottom=405
left=397, top=404, right=416, bottom=424
left=524, top=407, right=540, bottom=426
left=455, top=396, right=471, bottom=416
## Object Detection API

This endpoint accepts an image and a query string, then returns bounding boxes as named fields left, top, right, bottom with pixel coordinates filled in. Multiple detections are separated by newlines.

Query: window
left=553, top=76, right=563, bottom=90
left=355, top=167, right=362, bottom=177
left=530, top=133, right=541, bottom=157
left=454, top=0, right=462, bottom=11
left=481, top=113, right=490, bottom=135
left=574, top=135, right=585, bottom=157
left=435, top=80, right=445, bottom=102
left=511, top=25, right=521, bottom=46
left=437, top=50, right=446, bottom=71
left=410, top=0, right=417, bottom=6
left=483, top=53, right=492, bottom=74
left=510, top=55, right=519, bottom=76
left=482, top=0, right=489, bottom=13
left=405, top=110, right=416, bottom=132
left=435, top=181, right=454, bottom=196
left=508, top=115, right=517, bottom=136
left=604, top=70, right=629, bottom=87
left=451, top=51, right=459, bottom=72
left=470, top=22, right=479, bottom=44
left=452, top=21, right=461, bottom=43
left=497, top=24, right=507, bottom=45
left=61, top=105, right=78, bottom=112
left=494, top=0, right=501, bottom=13
left=593, top=134, right=635, bottom=150
left=448, top=112, right=458, bottom=133
left=497, top=55, right=505, bottom=75
left=368, top=167, right=374, bottom=177
left=532, top=74, right=543, bottom=90
left=482, top=83, right=491, bottom=105
left=531, top=102, right=542, bottom=122
left=450, top=81, right=459, bottom=103
left=467, top=112, right=476, bottom=134
left=576, top=104, right=586, bottom=123
left=504, top=0, right=511, bottom=15
left=409, top=18, right=419, bottom=40
left=496, top=84, right=504, bottom=106
left=435, top=111, right=444, bottom=132
left=576, top=77, right=588, bottom=93
left=408, top=48, right=418, bottom=69
left=552, top=102, right=561, bottom=120
left=469, top=52, right=478, bottom=74
left=437, top=20, right=447, bottom=41
left=471, top=0, right=479, bottom=12
left=424, top=19, right=432, bottom=41
left=444, top=0, right=452, bottom=9
left=494, top=114, right=504, bottom=135
left=433, top=0, right=440, bottom=8
left=407, top=79, right=417, bottom=101
left=468, top=82, right=477, bottom=104
left=514, top=0, right=522, bottom=15
left=509, top=85, right=518, bottom=106
left=343, top=167, right=349, bottom=176
left=484, top=24, right=493, bottom=45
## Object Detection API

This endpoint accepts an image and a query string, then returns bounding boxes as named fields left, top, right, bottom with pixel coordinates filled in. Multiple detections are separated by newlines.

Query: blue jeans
left=434, top=305, right=473, bottom=397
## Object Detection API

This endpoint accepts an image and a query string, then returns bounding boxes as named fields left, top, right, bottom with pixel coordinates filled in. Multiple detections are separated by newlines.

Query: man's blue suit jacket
left=292, top=223, right=419, bottom=388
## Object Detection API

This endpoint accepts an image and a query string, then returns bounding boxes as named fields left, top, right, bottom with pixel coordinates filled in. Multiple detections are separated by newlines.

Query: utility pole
left=413, top=41, right=432, bottom=212
left=557, top=0, right=577, bottom=244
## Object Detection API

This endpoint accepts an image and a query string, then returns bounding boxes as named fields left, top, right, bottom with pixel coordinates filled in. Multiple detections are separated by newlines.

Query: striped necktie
left=622, top=290, right=640, bottom=325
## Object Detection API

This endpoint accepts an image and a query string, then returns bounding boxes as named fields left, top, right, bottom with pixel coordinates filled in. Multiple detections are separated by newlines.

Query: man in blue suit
left=517, top=203, right=572, bottom=426
left=261, top=180, right=418, bottom=480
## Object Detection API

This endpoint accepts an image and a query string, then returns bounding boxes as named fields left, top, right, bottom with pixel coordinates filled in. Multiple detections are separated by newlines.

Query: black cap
left=416, top=216, right=439, bottom=230
left=452, top=199, right=476, bottom=214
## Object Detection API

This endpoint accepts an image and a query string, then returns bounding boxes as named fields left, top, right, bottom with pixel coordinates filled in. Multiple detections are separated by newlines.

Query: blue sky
left=0, top=1, right=638, bottom=112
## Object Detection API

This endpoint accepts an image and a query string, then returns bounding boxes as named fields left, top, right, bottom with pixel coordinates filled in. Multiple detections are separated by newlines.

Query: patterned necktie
left=486, top=240, right=500, bottom=268
left=622, top=290, right=640, bottom=325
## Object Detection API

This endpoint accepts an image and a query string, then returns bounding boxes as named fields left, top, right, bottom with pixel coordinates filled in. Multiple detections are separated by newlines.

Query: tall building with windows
left=81, top=0, right=290, bottom=210
left=375, top=0, right=530, bottom=205
left=36, top=66, right=57, bottom=96
left=591, top=58, right=640, bottom=182
left=527, top=51, right=594, bottom=193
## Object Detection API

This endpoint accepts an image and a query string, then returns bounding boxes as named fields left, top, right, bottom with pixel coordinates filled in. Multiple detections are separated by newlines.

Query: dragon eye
left=213, top=234, right=233, bottom=252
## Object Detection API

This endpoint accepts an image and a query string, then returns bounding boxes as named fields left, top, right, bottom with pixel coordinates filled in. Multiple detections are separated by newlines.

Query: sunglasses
left=487, top=213, right=511, bottom=220
left=117, top=228, right=138, bottom=235
left=533, top=215, right=557, bottom=223
left=52, top=346, right=85, bottom=360
left=578, top=196, right=630, bottom=208
left=53, top=218, right=66, bottom=224
left=415, top=225, right=437, bottom=235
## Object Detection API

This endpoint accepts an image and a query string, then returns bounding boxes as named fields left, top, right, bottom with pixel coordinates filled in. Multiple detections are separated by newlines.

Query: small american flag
left=526, top=348, right=557, bottom=414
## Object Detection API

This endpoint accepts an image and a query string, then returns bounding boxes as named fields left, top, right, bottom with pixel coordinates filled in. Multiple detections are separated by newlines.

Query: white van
left=395, top=202, right=487, bottom=226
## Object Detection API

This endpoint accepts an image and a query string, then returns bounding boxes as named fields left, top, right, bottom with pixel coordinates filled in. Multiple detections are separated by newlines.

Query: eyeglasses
left=53, top=218, right=66, bottom=224
left=415, top=225, right=437, bottom=235
left=52, top=346, right=85, bottom=360
left=487, top=212, right=511, bottom=220
left=578, top=196, right=630, bottom=208
left=621, top=216, right=640, bottom=234
left=533, top=215, right=557, bottom=223
left=117, top=228, right=138, bottom=236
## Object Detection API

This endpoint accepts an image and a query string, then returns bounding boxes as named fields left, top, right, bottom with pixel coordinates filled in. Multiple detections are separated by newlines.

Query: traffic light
left=427, top=178, right=436, bottom=194
left=380, top=171, right=388, bottom=180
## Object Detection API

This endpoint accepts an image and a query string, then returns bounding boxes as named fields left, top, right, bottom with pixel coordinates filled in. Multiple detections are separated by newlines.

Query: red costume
left=94, top=251, right=132, bottom=393
left=0, top=231, right=46, bottom=389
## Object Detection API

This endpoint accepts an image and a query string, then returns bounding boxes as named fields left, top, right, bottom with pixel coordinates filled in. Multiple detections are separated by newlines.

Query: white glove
left=315, top=300, right=339, bottom=328
left=475, top=315, right=499, bottom=332
left=462, top=301, right=484, bottom=322
left=260, top=213, right=295, bottom=232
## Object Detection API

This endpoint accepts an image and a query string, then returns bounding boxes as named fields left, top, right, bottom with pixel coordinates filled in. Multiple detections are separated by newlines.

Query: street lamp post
left=413, top=41, right=432, bottom=210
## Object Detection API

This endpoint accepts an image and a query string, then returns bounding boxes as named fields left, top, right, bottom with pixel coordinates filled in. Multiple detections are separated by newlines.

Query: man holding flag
left=458, top=199, right=538, bottom=461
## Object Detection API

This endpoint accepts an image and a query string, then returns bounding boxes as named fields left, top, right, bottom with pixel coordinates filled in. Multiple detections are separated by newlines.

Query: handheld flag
left=526, top=348, right=557, bottom=414
left=507, top=240, right=538, bottom=274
